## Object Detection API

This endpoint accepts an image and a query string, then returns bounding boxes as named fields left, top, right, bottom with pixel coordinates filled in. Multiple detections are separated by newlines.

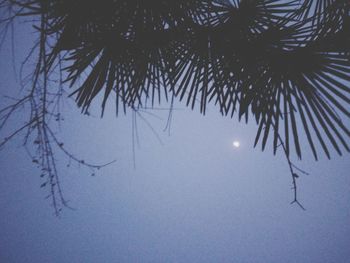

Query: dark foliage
left=4, top=0, right=349, bottom=159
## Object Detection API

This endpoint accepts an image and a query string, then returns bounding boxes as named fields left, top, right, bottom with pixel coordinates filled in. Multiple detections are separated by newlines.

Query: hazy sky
left=1, top=17, right=350, bottom=263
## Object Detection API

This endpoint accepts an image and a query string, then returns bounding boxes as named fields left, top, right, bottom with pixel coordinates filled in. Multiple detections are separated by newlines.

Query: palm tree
left=1, top=0, right=349, bottom=213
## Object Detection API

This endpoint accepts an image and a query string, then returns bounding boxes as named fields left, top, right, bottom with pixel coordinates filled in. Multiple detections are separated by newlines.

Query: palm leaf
left=4, top=0, right=350, bottom=159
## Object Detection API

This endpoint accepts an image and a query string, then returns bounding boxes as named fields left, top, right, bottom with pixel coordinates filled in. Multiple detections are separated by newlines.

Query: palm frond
left=3, top=0, right=350, bottom=159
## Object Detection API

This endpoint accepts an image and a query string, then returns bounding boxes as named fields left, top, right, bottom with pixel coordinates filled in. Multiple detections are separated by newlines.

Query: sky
left=1, top=15, right=350, bottom=263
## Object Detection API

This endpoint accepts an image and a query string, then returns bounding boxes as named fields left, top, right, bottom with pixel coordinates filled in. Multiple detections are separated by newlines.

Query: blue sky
left=1, top=14, right=350, bottom=263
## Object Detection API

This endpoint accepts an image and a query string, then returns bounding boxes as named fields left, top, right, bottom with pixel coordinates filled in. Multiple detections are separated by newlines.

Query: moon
left=233, top=140, right=240, bottom=148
